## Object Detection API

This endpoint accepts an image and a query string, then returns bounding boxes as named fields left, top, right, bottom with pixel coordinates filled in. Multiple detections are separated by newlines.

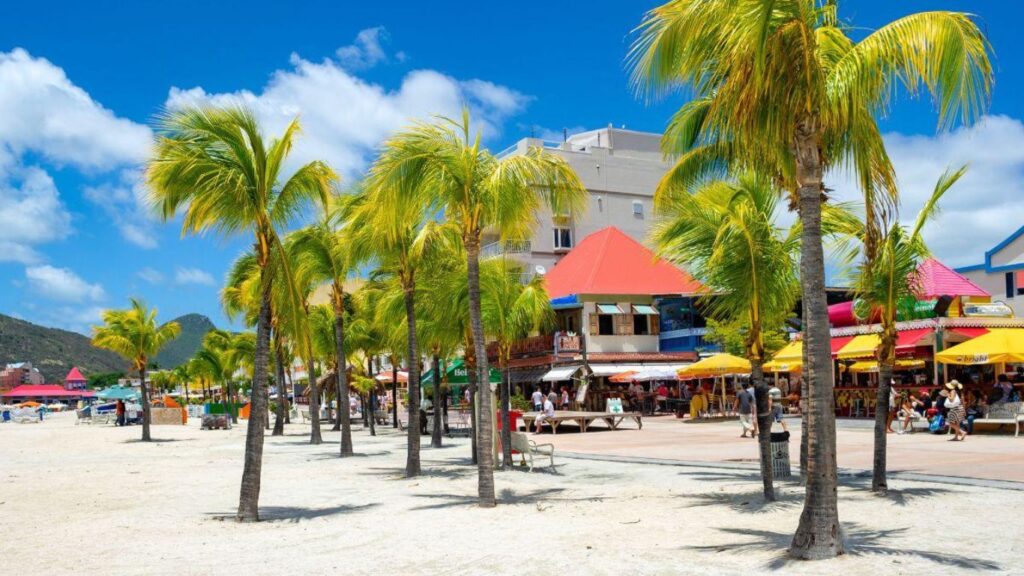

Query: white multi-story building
left=486, top=127, right=672, bottom=273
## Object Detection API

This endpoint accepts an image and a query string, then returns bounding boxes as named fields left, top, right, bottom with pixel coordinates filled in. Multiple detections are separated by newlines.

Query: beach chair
left=510, top=431, right=554, bottom=472
left=13, top=408, right=41, bottom=423
left=75, top=408, right=92, bottom=425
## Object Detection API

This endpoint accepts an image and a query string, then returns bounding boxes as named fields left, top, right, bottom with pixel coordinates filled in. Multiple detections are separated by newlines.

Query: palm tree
left=479, top=258, right=554, bottom=468
left=288, top=196, right=356, bottom=456
left=92, top=299, right=181, bottom=442
left=147, top=105, right=336, bottom=522
left=630, top=2, right=992, bottom=557
left=346, top=188, right=449, bottom=477
left=366, top=109, right=587, bottom=506
left=652, top=172, right=799, bottom=500
left=837, top=167, right=965, bottom=492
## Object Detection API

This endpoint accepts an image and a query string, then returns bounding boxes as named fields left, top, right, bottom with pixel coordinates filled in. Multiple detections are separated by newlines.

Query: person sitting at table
left=655, top=383, right=669, bottom=412
left=534, top=395, right=555, bottom=434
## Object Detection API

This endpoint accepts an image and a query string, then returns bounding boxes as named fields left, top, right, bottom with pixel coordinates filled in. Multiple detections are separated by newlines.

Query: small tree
left=92, top=298, right=181, bottom=441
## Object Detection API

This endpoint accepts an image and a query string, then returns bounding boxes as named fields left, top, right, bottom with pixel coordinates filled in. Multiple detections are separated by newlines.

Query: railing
left=480, top=239, right=532, bottom=259
left=486, top=332, right=578, bottom=358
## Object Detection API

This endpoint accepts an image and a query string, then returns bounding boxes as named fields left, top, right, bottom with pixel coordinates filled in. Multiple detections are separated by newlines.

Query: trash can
left=770, top=431, right=791, bottom=478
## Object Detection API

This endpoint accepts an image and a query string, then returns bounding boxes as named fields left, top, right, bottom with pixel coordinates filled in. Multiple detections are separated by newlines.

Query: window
left=598, top=314, right=614, bottom=335
left=597, top=303, right=623, bottom=314
left=633, top=314, right=649, bottom=335
left=1007, top=272, right=1016, bottom=299
left=553, top=227, right=572, bottom=250
left=632, top=304, right=658, bottom=315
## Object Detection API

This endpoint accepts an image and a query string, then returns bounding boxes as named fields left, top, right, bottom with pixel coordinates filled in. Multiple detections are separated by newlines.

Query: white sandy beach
left=1, top=412, right=1018, bottom=575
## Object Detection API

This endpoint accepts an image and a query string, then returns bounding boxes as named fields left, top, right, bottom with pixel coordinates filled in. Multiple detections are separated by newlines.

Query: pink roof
left=544, top=227, right=703, bottom=299
left=65, top=367, right=86, bottom=382
left=2, top=384, right=95, bottom=398
left=915, top=258, right=989, bottom=299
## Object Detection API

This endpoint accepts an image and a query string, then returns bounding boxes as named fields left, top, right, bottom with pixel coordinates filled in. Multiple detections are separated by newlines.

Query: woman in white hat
left=945, top=380, right=967, bottom=441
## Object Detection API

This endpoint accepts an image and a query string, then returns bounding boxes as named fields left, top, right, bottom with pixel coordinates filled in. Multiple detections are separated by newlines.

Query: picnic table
left=520, top=410, right=643, bottom=434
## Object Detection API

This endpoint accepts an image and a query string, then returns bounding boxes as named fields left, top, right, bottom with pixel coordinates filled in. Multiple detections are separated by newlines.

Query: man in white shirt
left=534, top=397, right=555, bottom=434
left=531, top=387, right=544, bottom=412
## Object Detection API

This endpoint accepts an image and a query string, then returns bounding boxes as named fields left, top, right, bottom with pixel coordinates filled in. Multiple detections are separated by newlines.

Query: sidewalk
left=532, top=415, right=1024, bottom=483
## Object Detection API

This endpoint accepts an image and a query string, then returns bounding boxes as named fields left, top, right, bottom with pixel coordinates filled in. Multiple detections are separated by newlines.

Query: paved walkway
left=530, top=414, right=1024, bottom=484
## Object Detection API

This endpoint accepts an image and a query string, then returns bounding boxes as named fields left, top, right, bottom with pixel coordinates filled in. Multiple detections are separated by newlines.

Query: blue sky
left=3, top=0, right=1024, bottom=333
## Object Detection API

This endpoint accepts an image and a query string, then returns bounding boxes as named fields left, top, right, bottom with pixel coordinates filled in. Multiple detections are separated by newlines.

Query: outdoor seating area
left=520, top=410, right=643, bottom=434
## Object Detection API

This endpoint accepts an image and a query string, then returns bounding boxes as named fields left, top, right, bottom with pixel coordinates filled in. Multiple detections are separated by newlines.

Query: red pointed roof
left=65, top=367, right=86, bottom=382
left=544, top=227, right=703, bottom=299
left=915, top=258, right=989, bottom=299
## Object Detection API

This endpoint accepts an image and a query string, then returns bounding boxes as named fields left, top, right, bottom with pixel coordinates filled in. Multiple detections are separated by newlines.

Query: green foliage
left=153, top=314, right=217, bottom=369
left=704, top=318, right=789, bottom=359
left=510, top=395, right=531, bottom=412
left=86, top=372, right=124, bottom=389
left=91, top=298, right=182, bottom=373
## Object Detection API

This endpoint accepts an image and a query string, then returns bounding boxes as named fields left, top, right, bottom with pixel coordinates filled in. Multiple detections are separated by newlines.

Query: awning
left=936, top=329, right=1024, bottom=365
left=632, top=304, right=659, bottom=315
left=541, top=365, right=582, bottom=382
left=589, top=364, right=646, bottom=376
left=597, top=303, right=623, bottom=314
left=848, top=359, right=927, bottom=373
left=835, top=334, right=879, bottom=359
left=678, top=354, right=751, bottom=378
left=830, top=335, right=855, bottom=355
left=948, top=327, right=989, bottom=340
left=894, top=328, right=933, bottom=352
left=508, top=367, right=551, bottom=384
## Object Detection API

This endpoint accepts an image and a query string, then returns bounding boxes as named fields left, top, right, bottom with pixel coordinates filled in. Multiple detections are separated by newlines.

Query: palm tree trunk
left=751, top=359, right=775, bottom=501
left=227, top=380, right=238, bottom=425
left=139, top=365, right=151, bottom=442
left=403, top=279, right=421, bottom=477
left=790, top=116, right=843, bottom=559
left=800, top=305, right=809, bottom=483
left=336, top=298, right=353, bottom=456
left=284, top=365, right=292, bottom=424
left=466, top=235, right=496, bottom=506
left=466, top=348, right=479, bottom=465
left=237, top=280, right=272, bottom=522
left=367, top=356, right=376, bottom=437
left=431, top=354, right=443, bottom=448
left=872, top=332, right=896, bottom=492
left=308, top=357, right=322, bottom=445
left=391, top=358, right=398, bottom=429
left=272, top=340, right=286, bottom=436
left=500, top=362, right=512, bottom=469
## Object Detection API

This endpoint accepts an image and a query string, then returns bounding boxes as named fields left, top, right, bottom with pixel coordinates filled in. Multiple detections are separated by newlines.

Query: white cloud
left=0, top=48, right=152, bottom=171
left=175, top=267, right=215, bottom=286
left=166, top=52, right=529, bottom=179
left=0, top=49, right=154, bottom=257
left=336, top=27, right=393, bottom=70
left=827, top=115, right=1024, bottom=269
left=83, top=169, right=158, bottom=248
left=25, top=265, right=105, bottom=302
left=137, top=267, right=164, bottom=284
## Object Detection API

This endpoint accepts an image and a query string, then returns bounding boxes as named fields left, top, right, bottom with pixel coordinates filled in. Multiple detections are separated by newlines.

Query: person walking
left=115, top=399, right=125, bottom=427
left=734, top=385, right=755, bottom=438
left=945, top=380, right=968, bottom=441
left=768, top=384, right=788, bottom=432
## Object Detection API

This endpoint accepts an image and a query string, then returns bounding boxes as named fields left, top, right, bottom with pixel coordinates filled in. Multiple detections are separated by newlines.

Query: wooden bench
left=510, top=431, right=554, bottom=472
left=521, top=411, right=643, bottom=434
left=972, top=402, right=1024, bottom=436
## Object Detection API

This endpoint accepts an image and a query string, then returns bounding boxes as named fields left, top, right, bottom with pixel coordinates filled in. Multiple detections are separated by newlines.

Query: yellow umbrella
left=835, top=334, right=880, bottom=360
left=847, top=359, right=926, bottom=373
left=764, top=340, right=802, bottom=372
left=935, top=329, right=1024, bottom=365
left=677, top=353, right=751, bottom=378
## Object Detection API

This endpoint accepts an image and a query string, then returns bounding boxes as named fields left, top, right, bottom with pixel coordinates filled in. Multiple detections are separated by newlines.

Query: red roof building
left=2, top=384, right=96, bottom=400
left=543, top=226, right=702, bottom=299
left=65, top=367, right=87, bottom=391
left=915, top=258, right=990, bottom=299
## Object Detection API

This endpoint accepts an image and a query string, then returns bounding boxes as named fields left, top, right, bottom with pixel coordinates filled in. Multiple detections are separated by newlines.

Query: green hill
left=0, top=314, right=126, bottom=382
left=154, top=313, right=217, bottom=369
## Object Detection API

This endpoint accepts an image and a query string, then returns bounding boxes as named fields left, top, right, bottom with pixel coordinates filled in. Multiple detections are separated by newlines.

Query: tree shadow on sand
left=409, top=487, right=605, bottom=511
left=121, top=438, right=190, bottom=444
left=683, top=488, right=802, bottom=515
left=684, top=524, right=1001, bottom=572
left=206, top=503, right=379, bottom=523
left=358, top=465, right=475, bottom=481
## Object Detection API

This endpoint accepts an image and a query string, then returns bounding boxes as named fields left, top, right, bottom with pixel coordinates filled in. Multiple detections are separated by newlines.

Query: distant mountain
left=0, top=314, right=126, bottom=382
left=154, top=313, right=217, bottom=369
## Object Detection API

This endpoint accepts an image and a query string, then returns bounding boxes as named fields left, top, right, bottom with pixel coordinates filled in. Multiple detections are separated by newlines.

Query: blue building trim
left=955, top=225, right=1024, bottom=274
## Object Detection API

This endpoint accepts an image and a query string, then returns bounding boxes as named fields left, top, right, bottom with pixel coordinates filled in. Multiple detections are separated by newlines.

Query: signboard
left=606, top=398, right=624, bottom=414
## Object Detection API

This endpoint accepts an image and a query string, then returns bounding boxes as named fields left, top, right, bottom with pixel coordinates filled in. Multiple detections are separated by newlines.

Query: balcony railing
left=486, top=332, right=580, bottom=359
left=481, top=239, right=532, bottom=259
